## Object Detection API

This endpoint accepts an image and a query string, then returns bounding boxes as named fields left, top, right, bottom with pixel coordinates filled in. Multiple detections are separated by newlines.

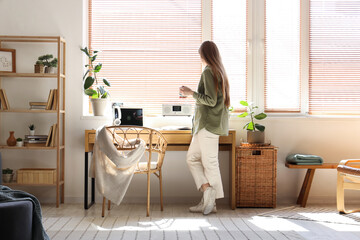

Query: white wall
left=1, top=0, right=360, bottom=206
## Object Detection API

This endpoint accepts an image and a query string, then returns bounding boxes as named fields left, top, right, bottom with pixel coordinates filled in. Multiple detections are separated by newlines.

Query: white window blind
left=309, top=0, right=360, bottom=115
left=89, top=0, right=202, bottom=115
left=212, top=0, right=247, bottom=110
left=265, top=0, right=300, bottom=112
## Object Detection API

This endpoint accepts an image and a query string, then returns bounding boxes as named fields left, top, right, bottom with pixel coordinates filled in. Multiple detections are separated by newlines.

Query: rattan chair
left=101, top=126, right=167, bottom=217
left=337, top=159, right=360, bottom=214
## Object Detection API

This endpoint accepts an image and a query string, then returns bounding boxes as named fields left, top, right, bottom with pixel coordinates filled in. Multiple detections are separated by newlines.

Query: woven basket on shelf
left=236, top=144, right=277, bottom=208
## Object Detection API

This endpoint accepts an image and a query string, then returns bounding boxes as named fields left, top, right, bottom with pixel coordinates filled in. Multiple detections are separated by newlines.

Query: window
left=89, top=0, right=202, bottom=115
left=309, top=0, right=360, bottom=115
left=212, top=0, right=247, bottom=109
left=265, top=0, right=301, bottom=112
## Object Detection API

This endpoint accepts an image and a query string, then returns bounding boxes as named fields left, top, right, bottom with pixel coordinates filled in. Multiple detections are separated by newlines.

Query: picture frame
left=0, top=48, right=16, bottom=73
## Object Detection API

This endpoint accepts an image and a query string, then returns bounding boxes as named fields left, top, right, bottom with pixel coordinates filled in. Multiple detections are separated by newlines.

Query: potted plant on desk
left=81, top=47, right=111, bottom=116
left=237, top=101, right=267, bottom=144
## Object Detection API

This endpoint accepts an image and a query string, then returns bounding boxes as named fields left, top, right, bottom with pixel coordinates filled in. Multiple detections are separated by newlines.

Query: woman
left=180, top=41, right=230, bottom=215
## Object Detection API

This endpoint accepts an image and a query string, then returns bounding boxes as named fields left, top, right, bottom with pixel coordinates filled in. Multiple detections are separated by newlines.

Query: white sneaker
left=189, top=198, right=217, bottom=213
left=203, top=187, right=216, bottom=215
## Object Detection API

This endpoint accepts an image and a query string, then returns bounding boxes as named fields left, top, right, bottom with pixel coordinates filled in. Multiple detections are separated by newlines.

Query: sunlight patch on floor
left=95, top=218, right=213, bottom=231
left=299, top=212, right=359, bottom=225
left=249, top=216, right=308, bottom=231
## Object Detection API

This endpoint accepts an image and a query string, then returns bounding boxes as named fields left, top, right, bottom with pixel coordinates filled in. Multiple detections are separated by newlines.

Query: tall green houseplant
left=81, top=47, right=110, bottom=98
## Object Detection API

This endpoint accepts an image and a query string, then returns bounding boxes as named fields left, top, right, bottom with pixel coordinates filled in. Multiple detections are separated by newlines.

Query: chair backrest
left=105, top=126, right=168, bottom=170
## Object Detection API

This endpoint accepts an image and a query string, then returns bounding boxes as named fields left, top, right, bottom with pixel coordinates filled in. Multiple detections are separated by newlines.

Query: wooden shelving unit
left=0, top=36, right=66, bottom=207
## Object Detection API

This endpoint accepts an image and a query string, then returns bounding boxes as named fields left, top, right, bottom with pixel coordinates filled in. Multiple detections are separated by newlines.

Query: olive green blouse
left=192, top=65, right=229, bottom=136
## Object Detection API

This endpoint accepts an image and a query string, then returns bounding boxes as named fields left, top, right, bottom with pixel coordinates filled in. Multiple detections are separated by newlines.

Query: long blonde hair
left=198, top=41, right=230, bottom=108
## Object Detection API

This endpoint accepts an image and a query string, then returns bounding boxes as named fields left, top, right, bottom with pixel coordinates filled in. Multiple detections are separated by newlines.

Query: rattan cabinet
left=236, top=144, right=277, bottom=208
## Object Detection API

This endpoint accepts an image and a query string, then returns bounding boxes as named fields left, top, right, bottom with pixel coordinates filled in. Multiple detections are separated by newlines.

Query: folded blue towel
left=286, top=154, right=323, bottom=165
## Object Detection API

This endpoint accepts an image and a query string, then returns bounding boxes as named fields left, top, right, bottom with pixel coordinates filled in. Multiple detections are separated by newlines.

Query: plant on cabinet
left=237, top=100, right=267, bottom=144
left=81, top=47, right=111, bottom=116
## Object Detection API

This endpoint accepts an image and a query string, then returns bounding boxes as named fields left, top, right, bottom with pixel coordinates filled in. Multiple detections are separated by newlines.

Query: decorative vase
left=91, top=98, right=109, bottom=116
left=29, top=130, right=35, bottom=135
left=7, top=131, right=16, bottom=146
left=247, top=131, right=265, bottom=144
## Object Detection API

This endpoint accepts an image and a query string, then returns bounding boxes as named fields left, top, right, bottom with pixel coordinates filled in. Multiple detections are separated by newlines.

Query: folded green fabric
left=286, top=154, right=323, bottom=164
left=289, top=162, right=323, bottom=165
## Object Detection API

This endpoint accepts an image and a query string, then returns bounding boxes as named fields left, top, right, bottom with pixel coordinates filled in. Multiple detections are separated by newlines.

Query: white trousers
left=186, top=128, right=224, bottom=199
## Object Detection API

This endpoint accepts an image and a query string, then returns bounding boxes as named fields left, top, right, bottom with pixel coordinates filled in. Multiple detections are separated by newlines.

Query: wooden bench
left=285, top=163, right=338, bottom=207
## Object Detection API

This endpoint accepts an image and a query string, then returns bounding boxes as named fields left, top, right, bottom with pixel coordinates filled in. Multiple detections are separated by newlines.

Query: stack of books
left=25, top=135, right=48, bottom=147
left=29, top=102, right=47, bottom=110
left=0, top=89, right=10, bottom=110
left=45, top=89, right=58, bottom=110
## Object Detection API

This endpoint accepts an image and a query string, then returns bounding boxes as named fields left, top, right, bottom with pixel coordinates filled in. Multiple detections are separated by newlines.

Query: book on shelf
left=46, top=123, right=58, bottom=147
left=51, top=89, right=58, bottom=110
left=46, top=125, right=53, bottom=147
left=46, top=89, right=54, bottom=110
left=26, top=143, right=47, bottom=147
left=51, top=123, right=58, bottom=147
left=25, top=135, right=48, bottom=139
left=29, top=102, right=47, bottom=110
left=0, top=89, right=9, bottom=110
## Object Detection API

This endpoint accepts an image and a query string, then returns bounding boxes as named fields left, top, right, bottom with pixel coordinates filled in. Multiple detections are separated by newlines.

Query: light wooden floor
left=41, top=203, right=360, bottom=240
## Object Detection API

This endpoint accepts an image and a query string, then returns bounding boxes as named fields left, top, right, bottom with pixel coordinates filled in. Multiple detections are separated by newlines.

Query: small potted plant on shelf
left=16, top=137, right=24, bottom=147
left=81, top=47, right=111, bottom=116
left=2, top=168, right=14, bottom=183
left=34, top=60, right=45, bottom=73
left=36, top=54, right=58, bottom=74
left=28, top=124, right=35, bottom=135
left=237, top=100, right=267, bottom=144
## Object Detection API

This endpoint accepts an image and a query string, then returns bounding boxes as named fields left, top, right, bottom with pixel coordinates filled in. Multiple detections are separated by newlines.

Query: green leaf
left=101, top=92, right=108, bottom=98
left=84, top=76, right=95, bottom=89
left=243, top=122, right=249, bottom=130
left=91, top=92, right=99, bottom=98
left=255, top=123, right=265, bottom=132
left=228, top=106, right=234, bottom=112
left=93, top=63, right=102, bottom=72
left=91, top=55, right=97, bottom=62
left=103, top=78, right=110, bottom=87
left=80, top=47, right=90, bottom=57
left=82, top=69, right=90, bottom=80
left=238, top=112, right=248, bottom=118
left=246, top=122, right=254, bottom=131
left=240, top=100, right=248, bottom=106
left=254, top=113, right=267, bottom=120
left=84, top=88, right=97, bottom=96
left=93, top=50, right=99, bottom=54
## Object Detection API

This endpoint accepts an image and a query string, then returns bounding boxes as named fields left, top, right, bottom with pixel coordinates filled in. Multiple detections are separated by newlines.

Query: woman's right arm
left=192, top=69, right=217, bottom=107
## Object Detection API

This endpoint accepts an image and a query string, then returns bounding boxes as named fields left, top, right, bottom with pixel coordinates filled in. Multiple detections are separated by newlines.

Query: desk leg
left=84, top=152, right=95, bottom=209
left=230, top=141, right=236, bottom=210
left=297, top=169, right=315, bottom=207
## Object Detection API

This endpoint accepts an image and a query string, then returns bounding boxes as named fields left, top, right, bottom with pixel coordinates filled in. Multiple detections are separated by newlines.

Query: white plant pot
left=91, top=98, right=109, bottom=116
left=29, top=130, right=35, bottom=135
left=3, top=173, right=13, bottom=183
left=16, top=141, right=24, bottom=147
left=247, top=131, right=265, bottom=144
